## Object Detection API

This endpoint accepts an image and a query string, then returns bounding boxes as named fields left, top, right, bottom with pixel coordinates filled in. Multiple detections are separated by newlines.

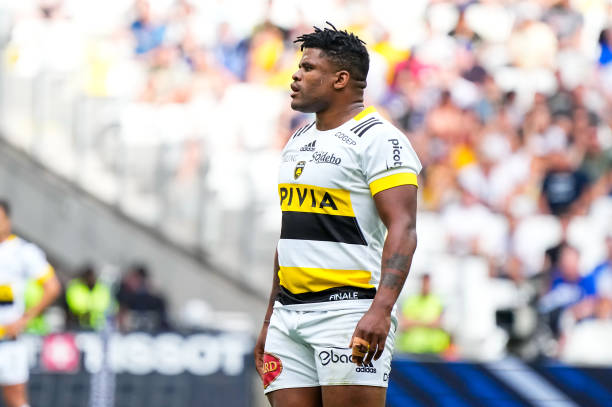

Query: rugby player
left=254, top=23, right=421, bottom=407
left=0, top=200, right=61, bottom=407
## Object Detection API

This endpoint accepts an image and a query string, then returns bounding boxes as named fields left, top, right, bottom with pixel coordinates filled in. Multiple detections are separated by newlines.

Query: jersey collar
left=352, top=106, right=377, bottom=122
left=1, top=234, right=16, bottom=243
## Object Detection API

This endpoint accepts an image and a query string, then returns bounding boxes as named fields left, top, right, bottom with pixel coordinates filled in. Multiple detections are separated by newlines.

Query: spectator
left=540, top=151, right=590, bottom=216
left=396, top=274, right=451, bottom=355
left=577, top=113, right=612, bottom=185
left=64, top=264, right=112, bottom=331
left=130, top=0, right=167, bottom=55
left=116, top=264, right=169, bottom=333
left=592, top=233, right=612, bottom=298
left=539, top=245, right=597, bottom=337
left=598, top=28, right=612, bottom=66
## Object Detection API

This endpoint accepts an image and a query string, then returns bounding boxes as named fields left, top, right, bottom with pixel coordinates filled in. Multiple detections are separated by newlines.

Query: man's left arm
left=350, top=184, right=417, bottom=364
left=4, top=269, right=61, bottom=338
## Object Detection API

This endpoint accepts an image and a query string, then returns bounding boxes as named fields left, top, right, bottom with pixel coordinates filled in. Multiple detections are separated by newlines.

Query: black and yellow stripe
left=278, top=266, right=373, bottom=294
left=0, top=285, right=14, bottom=305
left=279, top=184, right=366, bottom=245
left=277, top=285, right=376, bottom=305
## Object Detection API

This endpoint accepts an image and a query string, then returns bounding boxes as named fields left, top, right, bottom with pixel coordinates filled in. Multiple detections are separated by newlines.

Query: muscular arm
left=254, top=249, right=280, bottom=379
left=372, top=185, right=418, bottom=313
left=350, top=184, right=417, bottom=363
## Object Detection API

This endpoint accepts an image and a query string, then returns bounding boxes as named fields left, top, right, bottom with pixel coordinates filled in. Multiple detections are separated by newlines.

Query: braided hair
left=294, top=22, right=369, bottom=82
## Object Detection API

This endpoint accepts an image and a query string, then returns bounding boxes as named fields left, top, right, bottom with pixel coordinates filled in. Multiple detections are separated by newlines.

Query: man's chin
left=290, top=100, right=315, bottom=113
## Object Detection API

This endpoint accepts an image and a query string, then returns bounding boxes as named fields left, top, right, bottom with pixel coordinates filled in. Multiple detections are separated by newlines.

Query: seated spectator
left=538, top=245, right=597, bottom=337
left=130, top=0, right=167, bottom=55
left=116, top=264, right=169, bottom=332
left=540, top=151, right=591, bottom=216
left=396, top=274, right=451, bottom=355
left=64, top=264, right=112, bottom=330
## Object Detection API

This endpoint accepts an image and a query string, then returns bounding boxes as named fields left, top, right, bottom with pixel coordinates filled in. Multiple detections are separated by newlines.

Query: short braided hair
left=294, top=22, right=369, bottom=82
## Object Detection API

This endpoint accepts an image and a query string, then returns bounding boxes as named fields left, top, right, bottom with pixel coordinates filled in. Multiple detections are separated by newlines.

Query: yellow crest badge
left=294, top=161, right=305, bottom=180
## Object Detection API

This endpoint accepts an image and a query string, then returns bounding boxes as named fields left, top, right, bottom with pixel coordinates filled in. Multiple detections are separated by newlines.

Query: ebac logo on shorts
left=263, top=353, right=283, bottom=389
left=318, top=349, right=376, bottom=373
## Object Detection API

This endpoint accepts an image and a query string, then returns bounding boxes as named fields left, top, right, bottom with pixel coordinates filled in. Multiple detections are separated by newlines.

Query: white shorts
left=263, top=305, right=396, bottom=394
left=0, top=339, right=29, bottom=386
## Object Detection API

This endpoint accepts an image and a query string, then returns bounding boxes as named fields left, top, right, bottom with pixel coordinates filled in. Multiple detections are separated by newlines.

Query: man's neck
left=0, top=232, right=12, bottom=243
left=315, top=102, right=365, bottom=131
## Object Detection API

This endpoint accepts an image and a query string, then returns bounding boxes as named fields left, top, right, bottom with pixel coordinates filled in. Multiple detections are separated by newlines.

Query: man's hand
left=254, top=322, right=269, bottom=380
left=3, top=316, right=28, bottom=339
left=349, top=307, right=391, bottom=366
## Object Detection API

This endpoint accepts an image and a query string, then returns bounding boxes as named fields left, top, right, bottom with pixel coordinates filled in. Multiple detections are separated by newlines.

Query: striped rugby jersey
left=276, top=107, right=422, bottom=311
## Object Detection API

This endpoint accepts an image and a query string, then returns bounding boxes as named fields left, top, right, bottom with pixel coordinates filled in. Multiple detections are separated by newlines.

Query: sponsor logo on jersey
left=263, top=353, right=283, bottom=389
left=335, top=132, right=356, bottom=145
left=329, top=291, right=359, bottom=301
left=278, top=184, right=354, bottom=216
left=387, top=139, right=403, bottom=167
left=283, top=154, right=298, bottom=163
left=300, top=140, right=316, bottom=151
left=278, top=184, right=367, bottom=245
left=294, top=161, right=305, bottom=179
left=318, top=349, right=376, bottom=373
left=311, top=151, right=341, bottom=165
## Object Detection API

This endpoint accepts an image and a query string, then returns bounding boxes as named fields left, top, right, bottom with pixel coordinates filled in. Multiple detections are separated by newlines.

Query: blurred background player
left=64, top=263, right=112, bottom=331
left=0, top=200, right=61, bottom=407
left=396, top=274, right=451, bottom=355
left=255, top=23, right=421, bottom=407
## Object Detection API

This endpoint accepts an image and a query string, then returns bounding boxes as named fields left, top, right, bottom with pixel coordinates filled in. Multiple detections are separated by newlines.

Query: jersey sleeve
left=22, top=243, right=55, bottom=283
left=361, top=126, right=422, bottom=196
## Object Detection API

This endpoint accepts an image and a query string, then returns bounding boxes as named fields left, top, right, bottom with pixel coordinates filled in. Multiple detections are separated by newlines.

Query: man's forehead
left=300, top=48, right=336, bottom=71
left=301, top=47, right=326, bottom=62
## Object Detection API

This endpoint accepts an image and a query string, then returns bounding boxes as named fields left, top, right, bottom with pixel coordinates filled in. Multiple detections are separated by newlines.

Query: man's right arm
left=254, top=249, right=280, bottom=379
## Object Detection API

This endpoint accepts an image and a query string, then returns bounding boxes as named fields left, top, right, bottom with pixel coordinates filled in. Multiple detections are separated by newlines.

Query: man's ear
left=333, top=70, right=350, bottom=90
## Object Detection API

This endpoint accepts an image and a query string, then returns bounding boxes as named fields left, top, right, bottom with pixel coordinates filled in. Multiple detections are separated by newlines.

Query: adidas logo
left=300, top=140, right=316, bottom=151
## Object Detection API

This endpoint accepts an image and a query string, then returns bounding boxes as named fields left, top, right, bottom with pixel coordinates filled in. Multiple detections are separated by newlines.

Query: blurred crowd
left=26, top=262, right=171, bottom=334
left=3, top=0, right=612, bottom=363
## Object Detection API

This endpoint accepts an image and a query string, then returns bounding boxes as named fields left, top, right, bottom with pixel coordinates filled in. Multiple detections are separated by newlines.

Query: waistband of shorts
left=276, top=285, right=376, bottom=306
left=0, top=336, right=17, bottom=343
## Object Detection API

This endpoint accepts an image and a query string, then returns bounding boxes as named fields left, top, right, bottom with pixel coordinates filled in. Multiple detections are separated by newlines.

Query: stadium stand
left=1, top=0, right=612, bottom=405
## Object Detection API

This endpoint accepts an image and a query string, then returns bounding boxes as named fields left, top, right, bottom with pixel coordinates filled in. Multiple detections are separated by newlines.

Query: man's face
left=560, top=247, right=580, bottom=281
left=0, top=207, right=10, bottom=238
left=290, top=48, right=337, bottom=113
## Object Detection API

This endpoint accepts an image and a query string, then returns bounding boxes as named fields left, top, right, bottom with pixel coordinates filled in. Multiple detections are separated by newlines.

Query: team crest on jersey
left=294, top=161, right=305, bottom=179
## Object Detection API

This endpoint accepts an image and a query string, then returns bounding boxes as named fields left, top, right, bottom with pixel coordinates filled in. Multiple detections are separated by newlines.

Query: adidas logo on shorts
left=356, top=362, right=376, bottom=374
